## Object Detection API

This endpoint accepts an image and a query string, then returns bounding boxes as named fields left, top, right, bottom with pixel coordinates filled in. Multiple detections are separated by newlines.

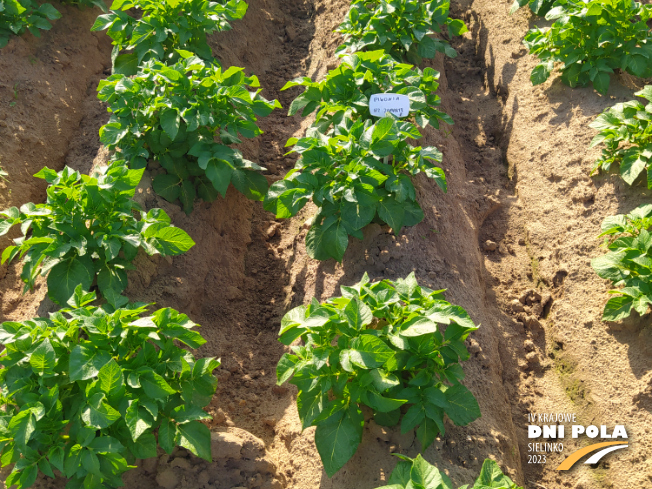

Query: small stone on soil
left=483, top=240, right=497, bottom=251
left=272, top=385, right=288, bottom=395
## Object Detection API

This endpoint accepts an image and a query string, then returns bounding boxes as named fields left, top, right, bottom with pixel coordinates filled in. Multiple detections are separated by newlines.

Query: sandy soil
left=0, top=0, right=650, bottom=488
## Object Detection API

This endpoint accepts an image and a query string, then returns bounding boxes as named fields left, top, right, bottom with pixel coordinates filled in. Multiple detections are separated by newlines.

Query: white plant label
left=369, top=93, right=410, bottom=118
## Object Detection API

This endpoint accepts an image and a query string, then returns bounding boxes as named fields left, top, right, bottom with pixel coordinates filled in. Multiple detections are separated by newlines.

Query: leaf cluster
left=591, top=204, right=652, bottom=322
left=264, top=117, right=446, bottom=261
left=0, top=165, right=195, bottom=307
left=62, top=0, right=109, bottom=11
left=98, top=53, right=280, bottom=213
left=589, top=86, right=652, bottom=187
left=336, top=0, right=467, bottom=64
left=378, top=454, right=522, bottom=489
left=509, top=0, right=555, bottom=16
left=276, top=273, right=480, bottom=476
left=0, top=0, right=60, bottom=49
left=0, top=288, right=218, bottom=489
left=91, top=0, right=247, bottom=67
left=523, top=0, right=652, bottom=94
left=282, top=50, right=452, bottom=133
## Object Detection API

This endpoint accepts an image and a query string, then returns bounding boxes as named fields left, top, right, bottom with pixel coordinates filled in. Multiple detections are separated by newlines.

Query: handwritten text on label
left=369, top=93, right=410, bottom=118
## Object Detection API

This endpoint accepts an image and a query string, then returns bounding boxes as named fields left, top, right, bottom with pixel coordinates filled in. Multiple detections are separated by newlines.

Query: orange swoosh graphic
left=556, top=442, right=628, bottom=470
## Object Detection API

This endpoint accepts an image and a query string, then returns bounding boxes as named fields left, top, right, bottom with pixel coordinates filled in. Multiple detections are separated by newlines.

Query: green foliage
left=509, top=0, right=555, bottom=16
left=0, top=165, right=195, bottom=307
left=276, top=273, right=480, bottom=476
left=523, top=0, right=652, bottom=94
left=336, top=0, right=467, bottom=64
left=377, top=455, right=522, bottom=489
left=264, top=116, right=446, bottom=261
left=98, top=53, right=280, bottom=213
left=0, top=287, right=218, bottom=489
left=91, top=0, right=248, bottom=67
left=282, top=50, right=452, bottom=133
left=62, top=0, right=108, bottom=11
left=0, top=0, right=61, bottom=49
left=589, top=86, right=652, bottom=187
left=592, top=204, right=652, bottom=322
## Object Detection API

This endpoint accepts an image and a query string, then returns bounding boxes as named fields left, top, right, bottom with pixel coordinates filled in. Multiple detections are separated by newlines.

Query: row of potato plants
left=512, top=0, right=652, bottom=321
left=0, top=0, right=106, bottom=49
left=92, top=0, right=281, bottom=214
left=0, top=166, right=218, bottom=489
left=265, top=0, right=467, bottom=262
left=515, top=0, right=652, bottom=95
left=271, top=1, right=520, bottom=487
left=509, top=0, right=652, bottom=320
left=0, top=0, right=263, bottom=486
left=589, top=86, right=652, bottom=321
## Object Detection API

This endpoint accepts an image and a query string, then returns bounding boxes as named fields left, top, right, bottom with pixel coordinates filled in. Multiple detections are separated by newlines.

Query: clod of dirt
left=155, top=468, right=179, bottom=489
left=211, top=431, right=244, bottom=460
left=379, top=249, right=391, bottom=263
left=264, top=221, right=281, bottom=239
left=271, top=385, right=288, bottom=396
left=225, top=286, right=244, bottom=300
left=141, top=457, right=157, bottom=474
left=525, top=316, right=542, bottom=331
left=483, top=240, right=498, bottom=251
left=468, top=338, right=482, bottom=354
left=170, top=457, right=191, bottom=469
left=211, top=427, right=265, bottom=460
left=510, top=299, right=525, bottom=313
left=525, top=351, right=539, bottom=364
left=518, top=289, right=533, bottom=304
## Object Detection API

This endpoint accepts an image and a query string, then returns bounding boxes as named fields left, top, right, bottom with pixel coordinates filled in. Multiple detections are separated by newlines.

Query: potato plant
left=282, top=50, right=452, bottom=133
left=0, top=0, right=60, bottom=49
left=0, top=165, right=194, bottom=307
left=264, top=117, right=446, bottom=261
left=98, top=53, right=280, bottom=213
left=92, top=0, right=247, bottom=70
left=0, top=287, right=218, bottom=489
left=378, top=455, right=522, bottom=489
left=523, top=0, right=652, bottom=94
left=336, top=0, right=467, bottom=64
left=276, top=273, right=480, bottom=476
left=591, top=204, right=652, bottom=322
left=590, top=86, right=652, bottom=187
